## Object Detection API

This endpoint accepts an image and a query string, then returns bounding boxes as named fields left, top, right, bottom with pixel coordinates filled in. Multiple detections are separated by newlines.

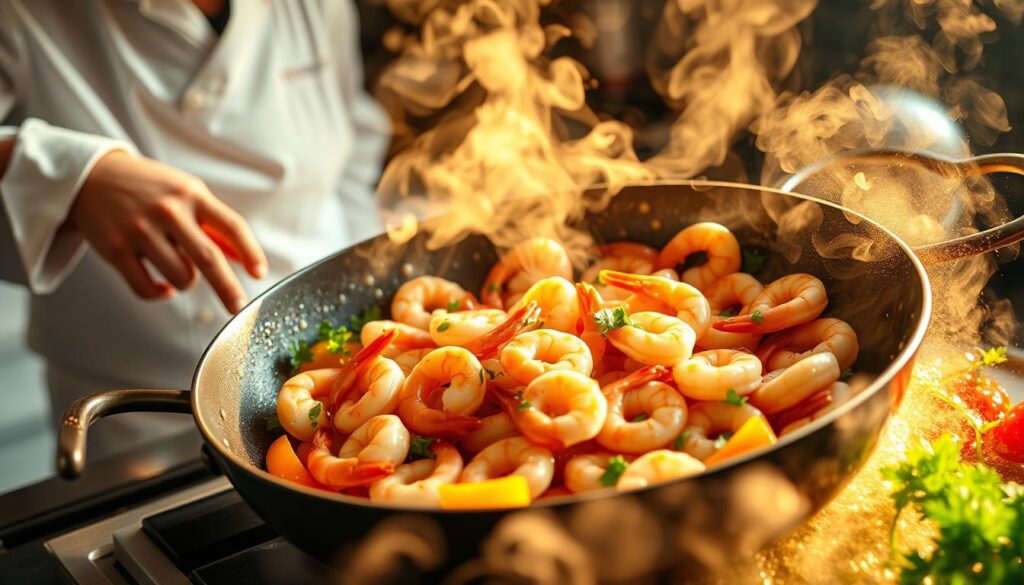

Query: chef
left=0, top=0, right=389, bottom=461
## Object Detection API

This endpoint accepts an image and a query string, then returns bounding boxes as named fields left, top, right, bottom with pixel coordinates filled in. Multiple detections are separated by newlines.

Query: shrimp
left=276, top=368, right=338, bottom=441
left=575, top=282, right=607, bottom=371
left=361, top=320, right=435, bottom=355
left=461, top=302, right=542, bottom=360
left=392, top=276, right=477, bottom=330
left=599, top=270, right=711, bottom=337
left=672, top=349, right=763, bottom=401
left=655, top=222, right=741, bottom=292
left=394, top=348, right=433, bottom=376
left=460, top=412, right=520, bottom=453
left=748, top=351, right=841, bottom=414
left=699, top=273, right=763, bottom=351
left=757, top=318, right=858, bottom=371
left=679, top=400, right=768, bottom=461
left=337, top=414, right=411, bottom=467
left=597, top=379, right=687, bottom=454
left=508, top=277, right=580, bottom=334
left=714, top=274, right=827, bottom=334
left=306, top=417, right=404, bottom=489
left=616, top=450, right=705, bottom=491
left=481, top=237, right=573, bottom=308
left=397, top=347, right=487, bottom=438
left=773, top=381, right=854, bottom=436
left=605, top=311, right=695, bottom=367
left=500, top=329, right=594, bottom=386
left=460, top=436, right=555, bottom=498
left=582, top=242, right=657, bottom=302
left=332, top=356, right=405, bottom=434
left=564, top=452, right=627, bottom=493
left=429, top=309, right=508, bottom=347
left=368, top=440, right=463, bottom=506
left=499, top=370, right=608, bottom=450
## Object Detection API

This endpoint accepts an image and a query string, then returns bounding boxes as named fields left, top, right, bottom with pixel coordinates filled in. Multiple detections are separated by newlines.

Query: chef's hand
left=69, top=150, right=267, bottom=313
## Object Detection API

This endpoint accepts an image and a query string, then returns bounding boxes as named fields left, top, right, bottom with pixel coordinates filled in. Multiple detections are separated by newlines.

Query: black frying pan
left=55, top=181, right=1006, bottom=579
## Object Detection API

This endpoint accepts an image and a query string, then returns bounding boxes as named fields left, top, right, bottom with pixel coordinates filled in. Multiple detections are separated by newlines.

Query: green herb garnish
left=318, top=320, right=353, bottom=355
left=674, top=430, right=691, bottom=450
left=840, top=368, right=854, bottom=381
left=631, top=413, right=649, bottom=423
left=307, top=402, right=322, bottom=429
left=594, top=306, right=634, bottom=336
left=722, top=389, right=748, bottom=406
left=750, top=309, right=765, bottom=324
left=719, top=308, right=737, bottom=317
left=485, top=368, right=503, bottom=380
left=487, top=283, right=500, bottom=293
left=742, top=249, right=766, bottom=274
left=713, top=432, right=733, bottom=449
left=592, top=275, right=604, bottom=287
left=408, top=435, right=436, bottom=460
left=436, top=320, right=451, bottom=332
left=478, top=368, right=484, bottom=385
left=978, top=346, right=1008, bottom=369
left=265, top=414, right=283, bottom=434
left=599, top=455, right=629, bottom=486
left=518, top=400, right=532, bottom=411
left=288, top=340, right=313, bottom=373
left=349, top=306, right=381, bottom=335
left=447, top=299, right=461, bottom=312
left=884, top=434, right=1024, bottom=585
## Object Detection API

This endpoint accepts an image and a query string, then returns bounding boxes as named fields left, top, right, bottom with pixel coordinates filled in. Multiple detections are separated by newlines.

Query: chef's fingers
left=167, top=219, right=249, bottom=313
left=195, top=197, right=267, bottom=279
left=108, top=250, right=175, bottom=300
left=134, top=226, right=198, bottom=290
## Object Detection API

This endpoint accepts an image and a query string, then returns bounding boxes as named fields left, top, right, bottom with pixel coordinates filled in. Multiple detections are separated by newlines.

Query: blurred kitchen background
left=1, top=0, right=1021, bottom=494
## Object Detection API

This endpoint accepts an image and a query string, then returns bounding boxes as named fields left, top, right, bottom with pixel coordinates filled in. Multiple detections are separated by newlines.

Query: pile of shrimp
left=270, top=222, right=860, bottom=506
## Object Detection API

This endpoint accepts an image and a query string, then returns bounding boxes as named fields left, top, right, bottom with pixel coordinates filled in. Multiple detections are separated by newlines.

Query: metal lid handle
left=57, top=389, right=192, bottom=479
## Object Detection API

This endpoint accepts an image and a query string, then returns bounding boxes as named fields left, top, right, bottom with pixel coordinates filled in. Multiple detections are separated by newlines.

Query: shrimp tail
left=712, top=309, right=790, bottom=334
left=414, top=410, right=483, bottom=438
left=770, top=388, right=831, bottom=431
left=755, top=330, right=794, bottom=367
left=481, top=263, right=513, bottom=309
left=493, top=392, right=565, bottom=451
left=599, top=365, right=671, bottom=397
left=329, top=329, right=399, bottom=409
left=464, top=301, right=541, bottom=358
left=598, top=270, right=655, bottom=297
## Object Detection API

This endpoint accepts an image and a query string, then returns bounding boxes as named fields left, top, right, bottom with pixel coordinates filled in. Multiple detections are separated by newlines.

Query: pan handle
left=57, top=389, right=192, bottom=479
left=914, top=153, right=1024, bottom=263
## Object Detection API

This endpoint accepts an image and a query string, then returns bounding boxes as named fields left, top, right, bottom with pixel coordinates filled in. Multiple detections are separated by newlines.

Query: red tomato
left=950, top=371, right=1011, bottom=423
left=990, top=401, right=1024, bottom=463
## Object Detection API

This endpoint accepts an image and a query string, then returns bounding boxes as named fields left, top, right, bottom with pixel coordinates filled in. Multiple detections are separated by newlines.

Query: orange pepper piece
left=438, top=476, right=532, bottom=510
left=266, top=435, right=328, bottom=490
left=703, top=416, right=779, bottom=468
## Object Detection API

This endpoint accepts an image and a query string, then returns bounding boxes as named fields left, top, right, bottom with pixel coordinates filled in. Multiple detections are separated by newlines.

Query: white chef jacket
left=0, top=1, right=389, bottom=398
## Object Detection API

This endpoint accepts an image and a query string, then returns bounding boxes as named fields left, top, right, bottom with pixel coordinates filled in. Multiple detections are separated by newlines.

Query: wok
left=53, top=181, right=1009, bottom=578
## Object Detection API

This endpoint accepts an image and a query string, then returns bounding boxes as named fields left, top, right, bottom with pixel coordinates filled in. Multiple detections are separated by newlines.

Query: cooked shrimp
left=460, top=412, right=520, bottom=453
left=332, top=356, right=405, bottom=434
left=429, top=309, right=508, bottom=347
left=599, top=270, right=711, bottom=337
left=306, top=424, right=397, bottom=489
left=605, top=311, right=695, bottom=367
left=757, top=318, right=858, bottom=371
left=564, top=452, right=626, bottom=493
left=500, top=370, right=608, bottom=449
left=276, top=368, right=338, bottom=442
left=699, top=273, right=763, bottom=350
left=773, top=381, right=854, bottom=436
left=460, top=436, right=555, bottom=498
left=582, top=242, right=657, bottom=302
left=575, top=282, right=608, bottom=371
left=597, top=380, right=687, bottom=454
left=508, top=277, right=580, bottom=334
left=500, top=329, right=594, bottom=386
left=337, top=414, right=411, bottom=467
left=616, top=450, right=705, bottom=491
left=655, top=222, right=741, bottom=292
left=714, top=273, right=827, bottom=334
left=679, top=401, right=768, bottom=461
left=672, top=349, right=762, bottom=401
left=748, top=351, right=841, bottom=414
left=397, top=347, right=487, bottom=438
left=368, top=440, right=463, bottom=506
left=460, top=302, right=542, bottom=359
left=392, top=276, right=477, bottom=330
left=394, top=348, right=433, bottom=376
left=481, top=237, right=573, bottom=308
left=361, top=320, right=435, bottom=355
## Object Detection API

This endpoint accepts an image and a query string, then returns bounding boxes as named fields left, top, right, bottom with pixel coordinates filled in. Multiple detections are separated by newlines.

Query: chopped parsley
left=599, top=455, right=629, bottom=486
left=884, top=434, right=1024, bottom=584
left=594, top=306, right=634, bottom=336
left=349, top=306, right=382, bottom=335
left=978, top=346, right=1008, bottom=369
left=673, top=430, right=691, bottom=450
left=592, top=274, right=604, bottom=287
left=447, top=299, right=461, bottom=312
left=307, top=402, right=322, bottom=429
left=742, top=248, right=766, bottom=274
left=750, top=309, right=765, bottom=324
left=722, top=389, right=748, bottom=406
left=631, top=413, right=649, bottom=423
left=518, top=400, right=532, bottom=411
left=436, top=320, right=451, bottom=332
left=318, top=320, right=352, bottom=355
left=477, top=368, right=484, bottom=385
left=719, top=308, right=737, bottom=318
left=485, top=368, right=503, bottom=380
left=408, top=435, right=436, bottom=460
left=840, top=368, right=854, bottom=381
left=288, top=340, right=313, bottom=373
left=265, top=414, right=283, bottom=434
left=713, top=432, right=733, bottom=450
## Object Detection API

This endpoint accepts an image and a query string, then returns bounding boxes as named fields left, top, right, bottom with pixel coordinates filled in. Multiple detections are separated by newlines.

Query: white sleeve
left=325, top=0, right=390, bottom=244
left=0, top=2, right=135, bottom=292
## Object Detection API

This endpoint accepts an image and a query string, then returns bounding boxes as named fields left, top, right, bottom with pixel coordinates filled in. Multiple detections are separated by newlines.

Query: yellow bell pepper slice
left=703, top=416, right=779, bottom=468
left=439, top=476, right=532, bottom=510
